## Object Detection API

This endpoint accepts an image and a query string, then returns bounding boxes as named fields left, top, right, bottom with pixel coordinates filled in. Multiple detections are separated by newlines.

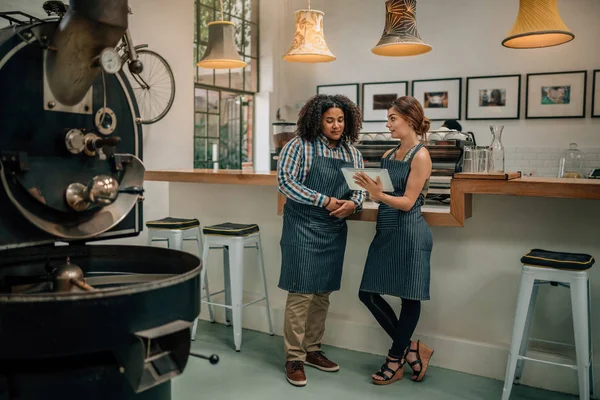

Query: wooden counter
left=145, top=169, right=600, bottom=227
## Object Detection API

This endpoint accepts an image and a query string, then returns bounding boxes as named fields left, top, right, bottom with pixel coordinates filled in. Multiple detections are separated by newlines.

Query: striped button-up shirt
left=277, top=135, right=365, bottom=210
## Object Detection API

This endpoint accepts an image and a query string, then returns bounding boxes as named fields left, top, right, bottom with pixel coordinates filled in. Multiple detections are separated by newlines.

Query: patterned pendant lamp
left=372, top=0, right=432, bottom=57
left=503, top=0, right=574, bottom=49
left=283, top=0, right=336, bottom=63
left=197, top=0, right=247, bottom=69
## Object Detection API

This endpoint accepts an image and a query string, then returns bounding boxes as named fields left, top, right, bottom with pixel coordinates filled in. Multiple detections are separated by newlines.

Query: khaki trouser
left=283, top=291, right=332, bottom=362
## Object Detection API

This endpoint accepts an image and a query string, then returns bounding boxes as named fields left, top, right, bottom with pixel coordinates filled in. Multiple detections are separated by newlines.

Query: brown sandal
left=371, top=356, right=405, bottom=385
left=405, top=340, right=434, bottom=382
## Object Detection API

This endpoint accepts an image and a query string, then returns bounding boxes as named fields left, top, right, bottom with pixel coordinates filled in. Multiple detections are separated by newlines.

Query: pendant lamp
left=503, top=0, right=574, bottom=49
left=283, top=0, right=336, bottom=63
left=197, top=0, right=247, bottom=69
left=372, top=0, right=432, bottom=57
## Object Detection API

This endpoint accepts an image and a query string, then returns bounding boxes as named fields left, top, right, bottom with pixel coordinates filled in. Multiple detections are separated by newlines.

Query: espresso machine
left=353, top=131, right=473, bottom=204
left=270, top=121, right=296, bottom=171
left=0, top=2, right=205, bottom=399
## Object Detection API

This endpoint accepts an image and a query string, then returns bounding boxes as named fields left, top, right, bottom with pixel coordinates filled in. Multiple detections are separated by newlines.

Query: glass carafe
left=558, top=143, right=584, bottom=178
left=489, top=125, right=505, bottom=173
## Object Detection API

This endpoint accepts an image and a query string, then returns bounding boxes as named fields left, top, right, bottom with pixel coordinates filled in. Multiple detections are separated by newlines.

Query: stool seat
left=146, top=217, right=200, bottom=230
left=203, top=222, right=259, bottom=237
left=521, top=248, right=595, bottom=271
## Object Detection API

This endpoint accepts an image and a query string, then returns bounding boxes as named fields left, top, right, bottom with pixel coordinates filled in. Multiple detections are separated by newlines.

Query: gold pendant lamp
left=283, top=0, right=336, bottom=63
left=372, top=0, right=432, bottom=57
left=197, top=0, right=247, bottom=69
left=503, top=0, right=574, bottom=49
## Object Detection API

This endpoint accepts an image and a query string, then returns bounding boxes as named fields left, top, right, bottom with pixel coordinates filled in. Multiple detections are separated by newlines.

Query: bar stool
left=146, top=217, right=214, bottom=323
left=192, top=222, right=274, bottom=352
left=502, top=249, right=596, bottom=400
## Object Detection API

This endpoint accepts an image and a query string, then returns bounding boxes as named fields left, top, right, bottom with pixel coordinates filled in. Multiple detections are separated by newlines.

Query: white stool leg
left=228, top=239, right=244, bottom=352
left=515, top=282, right=540, bottom=383
left=170, top=230, right=183, bottom=251
left=588, top=279, right=596, bottom=399
left=147, top=230, right=154, bottom=246
left=572, top=275, right=591, bottom=400
left=195, top=229, right=214, bottom=323
left=192, top=234, right=213, bottom=341
left=201, top=237, right=214, bottom=322
left=256, top=235, right=274, bottom=336
left=223, top=246, right=232, bottom=326
left=502, top=270, right=536, bottom=400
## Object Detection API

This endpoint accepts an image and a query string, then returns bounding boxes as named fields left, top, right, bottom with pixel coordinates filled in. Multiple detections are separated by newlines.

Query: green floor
left=174, top=320, right=576, bottom=400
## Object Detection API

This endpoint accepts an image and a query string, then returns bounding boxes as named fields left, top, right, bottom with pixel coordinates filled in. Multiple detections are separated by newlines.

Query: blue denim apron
left=278, top=150, right=354, bottom=294
left=359, top=143, right=433, bottom=300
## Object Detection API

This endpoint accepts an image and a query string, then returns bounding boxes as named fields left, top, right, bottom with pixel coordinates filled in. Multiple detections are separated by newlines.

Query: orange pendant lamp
left=503, top=0, right=574, bottom=49
left=372, top=0, right=432, bottom=57
left=197, top=0, right=247, bottom=69
left=283, top=0, right=336, bottom=63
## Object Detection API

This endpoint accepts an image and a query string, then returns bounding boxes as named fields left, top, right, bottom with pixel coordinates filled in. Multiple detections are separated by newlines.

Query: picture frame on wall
left=466, top=74, right=521, bottom=120
left=593, top=70, right=600, bottom=118
left=411, top=78, right=462, bottom=121
left=316, top=83, right=360, bottom=106
left=361, top=81, right=408, bottom=122
left=526, top=70, right=587, bottom=119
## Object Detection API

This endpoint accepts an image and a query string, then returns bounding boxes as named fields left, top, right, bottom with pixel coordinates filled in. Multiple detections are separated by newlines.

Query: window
left=193, top=0, right=258, bottom=170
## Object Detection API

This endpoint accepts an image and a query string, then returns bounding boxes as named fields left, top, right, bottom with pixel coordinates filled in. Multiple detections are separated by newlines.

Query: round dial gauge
left=99, top=48, right=122, bottom=74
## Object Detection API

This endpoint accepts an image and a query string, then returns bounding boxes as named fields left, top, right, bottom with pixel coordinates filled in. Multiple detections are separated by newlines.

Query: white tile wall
left=505, top=147, right=600, bottom=178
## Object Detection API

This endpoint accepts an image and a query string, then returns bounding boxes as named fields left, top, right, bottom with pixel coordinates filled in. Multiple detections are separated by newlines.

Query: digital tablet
left=341, top=168, right=394, bottom=192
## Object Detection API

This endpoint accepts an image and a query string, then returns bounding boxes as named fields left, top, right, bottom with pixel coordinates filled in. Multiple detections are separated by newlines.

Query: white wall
left=272, top=0, right=600, bottom=151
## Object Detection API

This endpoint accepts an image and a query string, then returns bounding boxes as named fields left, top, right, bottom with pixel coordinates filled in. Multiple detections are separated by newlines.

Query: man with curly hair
left=277, top=94, right=365, bottom=387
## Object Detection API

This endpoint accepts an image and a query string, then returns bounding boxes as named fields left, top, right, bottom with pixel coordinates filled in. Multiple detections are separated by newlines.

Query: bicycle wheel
left=123, top=49, right=176, bottom=125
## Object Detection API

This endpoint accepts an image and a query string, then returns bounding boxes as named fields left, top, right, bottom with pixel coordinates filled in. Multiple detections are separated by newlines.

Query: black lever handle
left=118, top=186, right=144, bottom=195
left=87, top=136, right=121, bottom=152
left=190, top=352, right=220, bottom=365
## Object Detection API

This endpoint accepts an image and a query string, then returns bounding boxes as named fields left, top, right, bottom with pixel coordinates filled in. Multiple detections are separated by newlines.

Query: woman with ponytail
left=353, top=96, right=434, bottom=385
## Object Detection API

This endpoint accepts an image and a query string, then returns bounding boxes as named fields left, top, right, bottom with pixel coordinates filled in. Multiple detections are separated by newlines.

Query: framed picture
left=361, top=81, right=408, bottom=122
left=593, top=70, right=600, bottom=118
left=466, top=75, right=521, bottom=120
left=316, top=83, right=359, bottom=106
left=411, top=78, right=462, bottom=121
left=526, top=71, right=587, bottom=119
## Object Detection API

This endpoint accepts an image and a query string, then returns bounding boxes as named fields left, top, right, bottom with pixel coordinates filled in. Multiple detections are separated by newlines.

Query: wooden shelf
left=145, top=169, right=277, bottom=186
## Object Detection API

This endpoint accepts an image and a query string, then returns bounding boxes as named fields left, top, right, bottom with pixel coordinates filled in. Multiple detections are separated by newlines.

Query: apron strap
left=405, top=142, right=424, bottom=164
left=388, top=144, right=402, bottom=160
left=341, top=141, right=356, bottom=165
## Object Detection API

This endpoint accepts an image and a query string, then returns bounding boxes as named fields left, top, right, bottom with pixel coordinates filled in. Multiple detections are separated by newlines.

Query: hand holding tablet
left=341, top=168, right=394, bottom=192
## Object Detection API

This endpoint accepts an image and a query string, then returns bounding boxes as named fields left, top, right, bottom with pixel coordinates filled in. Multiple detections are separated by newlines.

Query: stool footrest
left=518, top=355, right=578, bottom=371
left=203, top=289, right=226, bottom=298
left=202, top=296, right=267, bottom=310
left=530, top=337, right=576, bottom=348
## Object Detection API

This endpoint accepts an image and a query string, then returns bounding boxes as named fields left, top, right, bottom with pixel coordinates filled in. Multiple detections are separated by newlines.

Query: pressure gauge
left=99, top=48, right=122, bottom=74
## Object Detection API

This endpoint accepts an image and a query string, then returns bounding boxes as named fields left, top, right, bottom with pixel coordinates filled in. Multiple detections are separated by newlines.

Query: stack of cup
left=461, top=146, right=491, bottom=173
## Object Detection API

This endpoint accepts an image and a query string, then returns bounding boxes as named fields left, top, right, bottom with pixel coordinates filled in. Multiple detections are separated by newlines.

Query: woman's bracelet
left=323, top=196, right=331, bottom=208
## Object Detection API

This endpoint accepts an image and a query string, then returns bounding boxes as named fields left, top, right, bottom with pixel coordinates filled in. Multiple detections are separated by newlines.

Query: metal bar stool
left=146, top=217, right=214, bottom=323
left=502, top=249, right=596, bottom=400
left=192, top=222, right=274, bottom=351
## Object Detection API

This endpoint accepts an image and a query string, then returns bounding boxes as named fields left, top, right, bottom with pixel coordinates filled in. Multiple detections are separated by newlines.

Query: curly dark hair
left=296, top=94, right=362, bottom=143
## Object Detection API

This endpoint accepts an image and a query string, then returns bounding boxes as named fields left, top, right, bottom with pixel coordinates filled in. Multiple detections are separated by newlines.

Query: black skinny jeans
left=358, top=291, right=421, bottom=358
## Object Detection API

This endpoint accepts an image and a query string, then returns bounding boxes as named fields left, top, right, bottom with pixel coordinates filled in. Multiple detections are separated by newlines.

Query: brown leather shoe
left=285, top=361, right=307, bottom=386
left=305, top=351, right=340, bottom=372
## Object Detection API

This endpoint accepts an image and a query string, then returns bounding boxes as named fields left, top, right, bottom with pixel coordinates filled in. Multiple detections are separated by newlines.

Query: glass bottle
left=489, top=125, right=505, bottom=173
left=558, top=143, right=584, bottom=179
